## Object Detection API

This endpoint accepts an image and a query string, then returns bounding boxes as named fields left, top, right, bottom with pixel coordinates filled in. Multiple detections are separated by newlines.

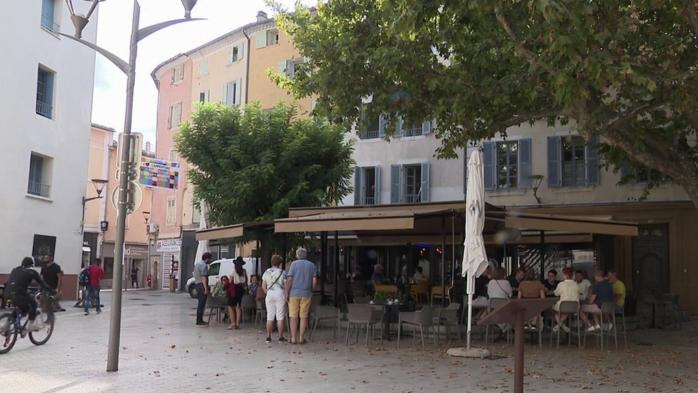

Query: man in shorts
left=285, top=248, right=317, bottom=344
left=580, top=271, right=615, bottom=332
left=262, top=255, right=287, bottom=343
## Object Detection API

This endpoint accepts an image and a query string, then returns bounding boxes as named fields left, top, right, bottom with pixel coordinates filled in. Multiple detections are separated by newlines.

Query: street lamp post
left=61, top=0, right=202, bottom=372
left=81, top=178, right=108, bottom=234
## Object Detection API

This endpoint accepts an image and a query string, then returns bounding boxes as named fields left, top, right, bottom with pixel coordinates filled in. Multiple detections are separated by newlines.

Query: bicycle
left=0, top=290, right=56, bottom=354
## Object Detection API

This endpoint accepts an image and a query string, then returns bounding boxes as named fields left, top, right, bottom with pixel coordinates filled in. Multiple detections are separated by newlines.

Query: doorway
left=632, top=224, right=670, bottom=299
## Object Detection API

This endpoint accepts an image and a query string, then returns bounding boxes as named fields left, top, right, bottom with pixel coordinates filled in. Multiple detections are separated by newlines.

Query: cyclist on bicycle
left=5, top=257, right=51, bottom=331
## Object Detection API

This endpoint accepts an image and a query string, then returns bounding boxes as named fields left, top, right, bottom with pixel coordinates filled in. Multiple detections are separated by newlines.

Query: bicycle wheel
left=29, top=311, right=54, bottom=346
left=0, top=314, right=18, bottom=354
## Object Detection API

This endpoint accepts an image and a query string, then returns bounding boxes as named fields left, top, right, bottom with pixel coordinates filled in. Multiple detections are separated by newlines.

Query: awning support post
left=539, top=231, right=545, bottom=281
left=320, top=231, right=327, bottom=304
left=334, top=231, right=339, bottom=307
left=441, top=213, right=446, bottom=306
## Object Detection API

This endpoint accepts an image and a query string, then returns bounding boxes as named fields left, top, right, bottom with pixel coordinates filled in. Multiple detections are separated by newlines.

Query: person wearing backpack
left=74, top=264, right=91, bottom=308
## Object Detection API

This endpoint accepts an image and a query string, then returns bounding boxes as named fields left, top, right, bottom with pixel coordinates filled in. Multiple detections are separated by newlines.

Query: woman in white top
left=553, top=267, right=580, bottom=333
left=487, top=268, right=513, bottom=299
left=262, top=255, right=287, bottom=343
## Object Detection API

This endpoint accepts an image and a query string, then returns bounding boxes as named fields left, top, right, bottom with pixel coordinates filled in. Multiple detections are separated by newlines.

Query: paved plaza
left=1, top=291, right=697, bottom=393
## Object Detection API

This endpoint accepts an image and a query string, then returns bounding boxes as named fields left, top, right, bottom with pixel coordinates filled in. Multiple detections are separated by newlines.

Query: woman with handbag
left=229, top=257, right=247, bottom=329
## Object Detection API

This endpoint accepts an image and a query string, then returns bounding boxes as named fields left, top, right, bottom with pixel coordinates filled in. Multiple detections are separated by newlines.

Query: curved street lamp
left=60, top=0, right=203, bottom=372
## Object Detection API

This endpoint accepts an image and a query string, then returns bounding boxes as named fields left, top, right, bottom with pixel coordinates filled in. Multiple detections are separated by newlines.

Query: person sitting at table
left=518, top=271, right=546, bottom=331
left=575, top=270, right=592, bottom=304
left=371, top=264, right=389, bottom=284
left=469, top=267, right=491, bottom=319
left=543, top=269, right=559, bottom=296
left=552, top=267, right=580, bottom=333
left=508, top=268, right=526, bottom=296
left=487, top=268, right=512, bottom=337
left=607, top=270, right=626, bottom=313
left=412, top=266, right=428, bottom=283
left=580, top=271, right=615, bottom=332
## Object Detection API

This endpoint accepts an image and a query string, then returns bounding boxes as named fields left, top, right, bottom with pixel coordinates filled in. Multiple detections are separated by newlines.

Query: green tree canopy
left=175, top=103, right=354, bottom=228
left=275, top=0, right=698, bottom=205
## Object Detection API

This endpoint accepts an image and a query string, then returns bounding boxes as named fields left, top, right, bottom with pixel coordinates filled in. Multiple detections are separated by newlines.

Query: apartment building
left=148, top=11, right=311, bottom=290
left=0, top=1, right=97, bottom=298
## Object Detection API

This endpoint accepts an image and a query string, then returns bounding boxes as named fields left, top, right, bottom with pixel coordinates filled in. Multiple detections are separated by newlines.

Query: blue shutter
left=44, top=72, right=54, bottom=118
left=255, top=31, right=267, bottom=48
left=390, top=165, right=401, bottom=203
left=41, top=0, right=55, bottom=30
left=422, top=120, right=432, bottom=134
left=585, top=135, right=600, bottom=186
left=395, top=117, right=403, bottom=137
left=378, top=114, right=387, bottom=138
left=547, top=136, right=562, bottom=187
left=483, top=142, right=496, bottom=191
left=374, top=166, right=382, bottom=205
left=420, top=162, right=431, bottom=202
left=354, top=167, right=361, bottom=205
left=517, top=138, right=532, bottom=189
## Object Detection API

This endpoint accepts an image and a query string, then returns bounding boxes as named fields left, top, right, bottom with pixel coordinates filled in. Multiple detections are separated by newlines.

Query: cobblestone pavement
left=1, top=291, right=697, bottom=393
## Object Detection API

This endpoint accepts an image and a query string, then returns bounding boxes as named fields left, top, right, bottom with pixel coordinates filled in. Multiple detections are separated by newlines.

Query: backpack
left=79, top=268, right=90, bottom=287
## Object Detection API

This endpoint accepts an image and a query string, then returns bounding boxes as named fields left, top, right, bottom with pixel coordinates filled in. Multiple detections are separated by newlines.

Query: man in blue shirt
left=580, top=271, right=615, bottom=332
left=285, top=247, right=317, bottom=344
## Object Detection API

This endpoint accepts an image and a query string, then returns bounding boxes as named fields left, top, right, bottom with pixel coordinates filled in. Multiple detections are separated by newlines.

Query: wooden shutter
left=255, top=31, right=267, bottom=48
left=390, top=165, right=401, bottom=203
left=420, top=162, right=431, bottom=202
left=518, top=138, right=532, bottom=189
left=167, top=105, right=173, bottom=129
left=547, top=136, right=562, bottom=187
left=483, top=142, right=496, bottom=191
left=585, top=135, right=600, bottom=186
left=353, top=167, right=362, bottom=205
left=374, top=166, right=382, bottom=205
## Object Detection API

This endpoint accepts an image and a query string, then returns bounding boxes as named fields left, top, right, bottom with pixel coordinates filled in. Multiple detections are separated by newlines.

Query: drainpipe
left=242, top=29, right=251, bottom=105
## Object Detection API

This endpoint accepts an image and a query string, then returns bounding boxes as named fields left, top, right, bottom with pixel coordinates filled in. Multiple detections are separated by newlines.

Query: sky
left=90, top=0, right=314, bottom=148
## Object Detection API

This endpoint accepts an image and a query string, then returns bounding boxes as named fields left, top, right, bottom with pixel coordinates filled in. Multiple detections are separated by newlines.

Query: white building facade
left=0, top=0, right=98, bottom=295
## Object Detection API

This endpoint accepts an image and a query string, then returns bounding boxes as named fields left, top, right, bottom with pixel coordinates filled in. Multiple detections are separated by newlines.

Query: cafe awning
left=501, top=211, right=638, bottom=237
left=195, top=221, right=274, bottom=241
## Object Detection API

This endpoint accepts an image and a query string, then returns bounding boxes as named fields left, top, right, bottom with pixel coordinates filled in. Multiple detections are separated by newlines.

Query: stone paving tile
left=1, top=291, right=698, bottom=393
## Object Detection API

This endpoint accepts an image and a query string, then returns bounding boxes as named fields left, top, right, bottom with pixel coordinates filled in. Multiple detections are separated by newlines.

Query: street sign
left=138, top=157, right=180, bottom=189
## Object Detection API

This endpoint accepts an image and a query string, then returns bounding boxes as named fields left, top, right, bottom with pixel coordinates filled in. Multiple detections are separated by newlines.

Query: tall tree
left=275, top=0, right=698, bottom=206
left=175, top=103, right=354, bottom=251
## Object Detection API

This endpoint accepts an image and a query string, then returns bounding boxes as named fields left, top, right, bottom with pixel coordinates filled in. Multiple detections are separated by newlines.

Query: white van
left=186, top=258, right=258, bottom=298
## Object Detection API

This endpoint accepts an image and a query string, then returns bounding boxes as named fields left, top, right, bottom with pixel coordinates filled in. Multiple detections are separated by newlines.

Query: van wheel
left=188, top=285, right=198, bottom=299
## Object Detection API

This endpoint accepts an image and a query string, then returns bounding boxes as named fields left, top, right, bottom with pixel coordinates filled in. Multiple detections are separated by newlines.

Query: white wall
left=0, top=1, right=97, bottom=275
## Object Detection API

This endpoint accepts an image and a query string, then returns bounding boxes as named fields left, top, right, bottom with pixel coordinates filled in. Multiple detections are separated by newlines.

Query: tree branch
left=493, top=4, right=555, bottom=75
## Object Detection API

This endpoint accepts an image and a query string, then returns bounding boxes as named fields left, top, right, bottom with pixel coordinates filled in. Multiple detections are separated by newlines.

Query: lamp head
left=71, top=14, right=90, bottom=39
left=181, top=0, right=198, bottom=19
left=91, top=178, right=108, bottom=197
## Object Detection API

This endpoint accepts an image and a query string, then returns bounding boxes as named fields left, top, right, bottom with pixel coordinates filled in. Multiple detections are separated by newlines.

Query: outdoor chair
left=484, top=298, right=511, bottom=344
left=410, top=281, right=430, bottom=304
left=435, top=302, right=461, bottom=343
left=345, top=304, right=383, bottom=346
left=430, top=286, right=452, bottom=305
left=600, top=302, right=627, bottom=350
left=241, top=294, right=256, bottom=323
left=206, top=296, right=227, bottom=324
left=582, top=304, right=607, bottom=350
left=397, top=305, right=436, bottom=349
left=255, top=299, right=265, bottom=326
left=552, top=301, right=581, bottom=349
left=309, top=305, right=341, bottom=340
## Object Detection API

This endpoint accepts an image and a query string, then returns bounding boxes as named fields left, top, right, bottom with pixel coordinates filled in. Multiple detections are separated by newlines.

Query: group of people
left=474, top=266, right=626, bottom=333
left=193, top=247, right=319, bottom=345
left=76, top=258, right=105, bottom=315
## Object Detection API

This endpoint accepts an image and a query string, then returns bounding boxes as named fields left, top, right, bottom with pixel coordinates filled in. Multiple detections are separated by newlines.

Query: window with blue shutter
left=518, top=138, right=532, bottom=188
left=483, top=142, right=496, bottom=191
left=378, top=114, right=387, bottom=139
left=422, top=120, right=433, bottom=135
left=547, top=136, right=562, bottom=187
left=36, top=67, right=54, bottom=118
left=390, top=165, right=401, bottom=203
left=374, top=166, right=382, bottom=205
left=585, top=136, right=600, bottom=186
left=353, top=167, right=362, bottom=205
left=41, top=0, right=56, bottom=31
left=420, top=162, right=431, bottom=202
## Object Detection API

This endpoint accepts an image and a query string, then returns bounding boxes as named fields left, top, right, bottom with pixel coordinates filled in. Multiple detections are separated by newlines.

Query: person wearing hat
left=229, top=256, right=248, bottom=329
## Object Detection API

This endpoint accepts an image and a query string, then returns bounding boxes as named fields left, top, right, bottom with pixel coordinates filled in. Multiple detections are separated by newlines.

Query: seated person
left=518, top=272, right=545, bottom=330
left=470, top=267, right=491, bottom=313
left=575, top=270, right=592, bottom=304
left=543, top=269, right=559, bottom=296
left=607, top=270, right=626, bottom=313
left=412, top=266, right=428, bottom=283
left=508, top=268, right=526, bottom=295
left=580, top=271, right=615, bottom=332
left=552, top=267, right=580, bottom=333
left=371, top=264, right=388, bottom=284
left=487, top=268, right=512, bottom=334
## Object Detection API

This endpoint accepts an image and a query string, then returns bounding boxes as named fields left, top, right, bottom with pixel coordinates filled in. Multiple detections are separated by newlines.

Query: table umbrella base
left=446, top=347, right=490, bottom=359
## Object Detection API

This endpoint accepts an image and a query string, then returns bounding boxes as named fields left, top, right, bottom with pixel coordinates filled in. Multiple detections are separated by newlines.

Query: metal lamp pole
left=61, top=0, right=202, bottom=372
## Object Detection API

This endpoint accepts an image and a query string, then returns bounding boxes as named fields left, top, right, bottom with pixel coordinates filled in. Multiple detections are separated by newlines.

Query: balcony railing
left=36, top=100, right=53, bottom=118
left=404, top=194, right=421, bottom=203
left=363, top=196, right=376, bottom=205
left=402, top=126, right=422, bottom=137
left=27, top=181, right=51, bottom=198
left=359, top=129, right=380, bottom=139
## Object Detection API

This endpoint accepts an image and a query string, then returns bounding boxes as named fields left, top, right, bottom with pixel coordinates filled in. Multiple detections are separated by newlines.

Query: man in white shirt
left=575, top=270, right=592, bottom=303
left=553, top=267, right=580, bottom=333
left=262, top=255, right=287, bottom=343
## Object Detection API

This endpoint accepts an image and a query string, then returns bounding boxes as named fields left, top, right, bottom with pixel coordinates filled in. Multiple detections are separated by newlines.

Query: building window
left=198, top=60, right=208, bottom=76
left=36, top=66, right=55, bottom=118
left=547, top=135, right=600, bottom=188
left=32, top=234, right=56, bottom=263
left=358, top=106, right=380, bottom=139
left=27, top=153, right=52, bottom=198
left=41, top=0, right=58, bottom=32
left=199, top=90, right=210, bottom=103
left=231, top=44, right=244, bottom=62
left=192, top=204, right=201, bottom=224
left=255, top=29, right=279, bottom=48
left=482, top=139, right=532, bottom=191
left=166, top=197, right=176, bottom=226
left=401, top=119, right=423, bottom=137
left=224, top=80, right=241, bottom=106
left=169, top=149, right=179, bottom=162
left=267, top=29, right=279, bottom=45
left=391, top=163, right=431, bottom=204
left=171, top=64, right=184, bottom=84
left=354, top=166, right=381, bottom=205
left=168, top=102, right=182, bottom=129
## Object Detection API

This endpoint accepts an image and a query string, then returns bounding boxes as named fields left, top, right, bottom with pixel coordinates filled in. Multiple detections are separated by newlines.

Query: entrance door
left=632, top=224, right=670, bottom=299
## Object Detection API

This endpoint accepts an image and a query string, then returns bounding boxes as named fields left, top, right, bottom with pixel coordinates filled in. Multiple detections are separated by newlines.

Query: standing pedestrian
left=285, top=248, right=317, bottom=345
left=131, top=266, right=139, bottom=289
left=193, top=252, right=213, bottom=326
left=40, top=255, right=65, bottom=312
left=229, top=256, right=248, bottom=329
left=84, top=258, right=105, bottom=315
left=262, top=255, right=287, bottom=343
left=74, top=264, right=91, bottom=308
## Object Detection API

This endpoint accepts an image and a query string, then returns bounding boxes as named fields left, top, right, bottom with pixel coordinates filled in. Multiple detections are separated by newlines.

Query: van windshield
left=208, top=262, right=220, bottom=276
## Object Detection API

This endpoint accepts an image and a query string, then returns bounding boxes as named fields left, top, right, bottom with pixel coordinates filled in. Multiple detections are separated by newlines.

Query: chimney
left=145, top=141, right=152, bottom=155
left=256, top=11, right=268, bottom=22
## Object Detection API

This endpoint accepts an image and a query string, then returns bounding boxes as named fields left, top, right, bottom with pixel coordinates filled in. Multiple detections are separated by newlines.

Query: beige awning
left=503, top=212, right=638, bottom=237
left=196, top=224, right=244, bottom=241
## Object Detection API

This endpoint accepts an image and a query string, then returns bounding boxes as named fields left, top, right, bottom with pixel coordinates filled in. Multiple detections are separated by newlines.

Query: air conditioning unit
left=148, top=223, right=159, bottom=234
